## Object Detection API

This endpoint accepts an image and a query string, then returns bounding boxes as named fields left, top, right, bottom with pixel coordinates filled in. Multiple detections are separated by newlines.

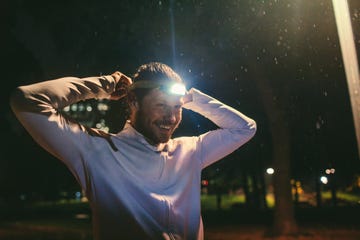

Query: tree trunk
left=251, top=66, right=298, bottom=236
left=272, top=130, right=298, bottom=235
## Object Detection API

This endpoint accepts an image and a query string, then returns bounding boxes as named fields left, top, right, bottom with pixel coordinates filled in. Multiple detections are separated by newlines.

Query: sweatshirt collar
left=121, top=121, right=169, bottom=152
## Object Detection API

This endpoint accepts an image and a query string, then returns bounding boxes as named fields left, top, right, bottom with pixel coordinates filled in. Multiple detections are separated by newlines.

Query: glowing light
left=130, top=81, right=186, bottom=96
left=266, top=168, right=274, bottom=175
left=75, top=191, right=81, bottom=199
left=169, top=83, right=186, bottom=95
left=325, top=168, right=336, bottom=174
left=97, top=102, right=109, bottom=111
left=201, top=180, right=209, bottom=186
left=78, top=104, right=85, bottom=111
left=71, top=104, right=78, bottom=111
left=320, top=176, right=328, bottom=184
left=74, top=214, right=90, bottom=219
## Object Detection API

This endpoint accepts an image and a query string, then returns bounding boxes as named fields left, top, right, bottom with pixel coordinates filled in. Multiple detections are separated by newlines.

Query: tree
left=249, top=62, right=298, bottom=236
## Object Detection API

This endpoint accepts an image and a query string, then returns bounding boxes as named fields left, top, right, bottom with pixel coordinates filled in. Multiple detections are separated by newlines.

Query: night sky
left=1, top=0, right=360, bottom=199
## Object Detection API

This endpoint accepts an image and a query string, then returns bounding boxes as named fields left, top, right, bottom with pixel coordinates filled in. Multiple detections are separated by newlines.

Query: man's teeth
left=159, top=124, right=171, bottom=130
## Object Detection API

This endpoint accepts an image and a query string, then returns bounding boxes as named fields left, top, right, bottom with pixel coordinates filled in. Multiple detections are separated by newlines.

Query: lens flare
left=169, top=83, right=186, bottom=95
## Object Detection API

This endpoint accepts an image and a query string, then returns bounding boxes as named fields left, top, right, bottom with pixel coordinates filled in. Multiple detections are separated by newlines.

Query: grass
left=321, top=191, right=360, bottom=203
left=201, top=194, right=245, bottom=210
left=201, top=191, right=360, bottom=211
left=11, top=190, right=359, bottom=213
left=201, top=193, right=276, bottom=210
left=1, top=192, right=360, bottom=239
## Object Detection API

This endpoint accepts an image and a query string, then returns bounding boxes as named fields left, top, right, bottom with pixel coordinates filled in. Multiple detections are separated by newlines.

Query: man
left=10, top=62, right=256, bottom=239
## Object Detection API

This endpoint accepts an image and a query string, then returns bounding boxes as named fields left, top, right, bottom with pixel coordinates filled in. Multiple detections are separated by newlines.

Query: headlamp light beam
left=129, top=81, right=186, bottom=96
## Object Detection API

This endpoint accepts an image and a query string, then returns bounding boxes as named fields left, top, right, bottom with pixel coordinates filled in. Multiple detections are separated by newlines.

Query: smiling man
left=128, top=65, right=186, bottom=145
left=10, top=62, right=256, bottom=240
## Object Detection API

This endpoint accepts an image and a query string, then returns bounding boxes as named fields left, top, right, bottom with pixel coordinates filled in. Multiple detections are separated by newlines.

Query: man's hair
left=130, top=62, right=183, bottom=102
left=132, top=62, right=182, bottom=84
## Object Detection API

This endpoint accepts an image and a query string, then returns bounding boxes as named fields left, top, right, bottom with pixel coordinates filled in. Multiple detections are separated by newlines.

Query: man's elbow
left=9, top=87, right=28, bottom=113
left=247, top=119, right=257, bottom=138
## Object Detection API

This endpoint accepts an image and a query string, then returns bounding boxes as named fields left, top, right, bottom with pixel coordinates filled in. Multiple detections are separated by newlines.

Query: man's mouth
left=158, top=124, right=171, bottom=130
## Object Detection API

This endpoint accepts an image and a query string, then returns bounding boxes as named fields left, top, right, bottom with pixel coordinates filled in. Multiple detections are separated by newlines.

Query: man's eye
left=156, top=103, right=165, bottom=107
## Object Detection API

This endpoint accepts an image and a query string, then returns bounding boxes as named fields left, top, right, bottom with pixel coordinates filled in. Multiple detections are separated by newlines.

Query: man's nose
left=164, top=108, right=177, bottom=123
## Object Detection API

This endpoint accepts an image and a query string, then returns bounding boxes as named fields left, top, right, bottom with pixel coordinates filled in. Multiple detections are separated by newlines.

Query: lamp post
left=332, top=0, right=360, bottom=160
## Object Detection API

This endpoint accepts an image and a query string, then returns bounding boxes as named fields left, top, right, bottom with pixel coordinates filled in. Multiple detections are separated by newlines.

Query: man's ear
left=128, top=92, right=139, bottom=110
left=131, top=101, right=139, bottom=109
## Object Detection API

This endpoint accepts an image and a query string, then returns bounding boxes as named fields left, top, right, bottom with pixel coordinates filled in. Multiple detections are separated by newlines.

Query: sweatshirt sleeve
left=183, top=88, right=257, bottom=169
left=9, top=75, right=116, bottom=188
left=10, top=75, right=116, bottom=113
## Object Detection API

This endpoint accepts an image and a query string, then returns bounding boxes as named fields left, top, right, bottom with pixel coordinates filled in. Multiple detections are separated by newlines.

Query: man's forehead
left=144, top=88, right=184, bottom=103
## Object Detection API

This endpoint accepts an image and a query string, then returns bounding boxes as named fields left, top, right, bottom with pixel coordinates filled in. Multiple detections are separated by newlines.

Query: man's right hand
left=110, top=71, right=133, bottom=100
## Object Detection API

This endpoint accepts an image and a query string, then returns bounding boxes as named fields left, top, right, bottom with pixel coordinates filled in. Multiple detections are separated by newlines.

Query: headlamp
left=129, top=80, right=186, bottom=96
left=167, top=83, right=187, bottom=95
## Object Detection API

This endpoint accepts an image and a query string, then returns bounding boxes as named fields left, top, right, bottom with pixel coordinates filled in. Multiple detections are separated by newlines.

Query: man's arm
left=9, top=73, right=131, bottom=184
left=183, top=88, right=257, bottom=168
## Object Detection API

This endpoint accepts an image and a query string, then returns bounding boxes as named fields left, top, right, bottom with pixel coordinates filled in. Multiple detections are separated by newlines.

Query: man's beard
left=134, top=110, right=180, bottom=145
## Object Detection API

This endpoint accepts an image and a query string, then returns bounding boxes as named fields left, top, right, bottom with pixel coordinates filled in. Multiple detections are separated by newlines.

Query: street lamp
left=266, top=167, right=274, bottom=175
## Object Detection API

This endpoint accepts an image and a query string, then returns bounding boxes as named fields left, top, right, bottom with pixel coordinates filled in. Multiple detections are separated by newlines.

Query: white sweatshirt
left=10, top=75, right=256, bottom=240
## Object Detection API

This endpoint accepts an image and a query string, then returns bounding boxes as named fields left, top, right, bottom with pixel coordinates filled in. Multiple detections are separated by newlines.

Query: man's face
left=133, top=88, right=184, bottom=145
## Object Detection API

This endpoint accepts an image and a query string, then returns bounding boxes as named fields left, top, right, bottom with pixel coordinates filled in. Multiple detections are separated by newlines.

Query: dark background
left=1, top=0, right=359, bottom=201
